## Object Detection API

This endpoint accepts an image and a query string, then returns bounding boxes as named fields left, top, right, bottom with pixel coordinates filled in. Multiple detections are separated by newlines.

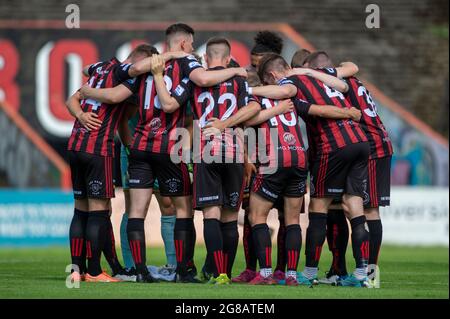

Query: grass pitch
left=0, top=245, right=447, bottom=299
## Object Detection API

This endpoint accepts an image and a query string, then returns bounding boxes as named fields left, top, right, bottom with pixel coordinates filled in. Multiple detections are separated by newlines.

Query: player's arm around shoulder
left=245, top=98, right=294, bottom=127
left=307, top=104, right=361, bottom=121
left=189, top=66, right=248, bottom=87
left=335, top=62, right=359, bottom=78
left=65, top=91, right=102, bottom=131
left=291, top=67, right=349, bottom=93
left=79, top=83, right=133, bottom=105
left=251, top=81, right=297, bottom=100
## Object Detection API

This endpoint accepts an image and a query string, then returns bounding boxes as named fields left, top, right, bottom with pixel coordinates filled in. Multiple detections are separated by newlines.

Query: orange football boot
left=85, top=271, right=122, bottom=282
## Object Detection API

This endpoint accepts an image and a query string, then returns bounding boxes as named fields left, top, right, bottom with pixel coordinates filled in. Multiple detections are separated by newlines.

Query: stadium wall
left=0, top=22, right=448, bottom=187
left=0, top=188, right=448, bottom=247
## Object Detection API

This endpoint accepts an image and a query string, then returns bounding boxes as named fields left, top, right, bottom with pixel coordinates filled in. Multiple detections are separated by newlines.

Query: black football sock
left=103, top=216, right=123, bottom=275
left=69, top=208, right=89, bottom=273
left=305, top=213, right=327, bottom=268
left=275, top=214, right=287, bottom=272
left=86, top=210, right=109, bottom=276
left=243, top=211, right=257, bottom=271
left=203, top=218, right=225, bottom=277
left=186, top=218, right=196, bottom=269
left=252, top=223, right=272, bottom=276
left=285, top=224, right=302, bottom=276
left=367, top=219, right=382, bottom=269
left=127, top=218, right=147, bottom=275
left=203, top=252, right=215, bottom=275
left=327, top=209, right=349, bottom=276
left=350, top=215, right=370, bottom=276
left=174, top=218, right=193, bottom=276
left=221, top=220, right=239, bottom=278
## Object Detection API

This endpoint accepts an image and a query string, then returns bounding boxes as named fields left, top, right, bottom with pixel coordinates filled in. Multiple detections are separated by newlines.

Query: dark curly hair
left=251, top=31, right=284, bottom=55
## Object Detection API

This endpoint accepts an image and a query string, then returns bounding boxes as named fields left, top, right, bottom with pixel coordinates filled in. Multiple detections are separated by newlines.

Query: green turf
left=0, top=245, right=447, bottom=299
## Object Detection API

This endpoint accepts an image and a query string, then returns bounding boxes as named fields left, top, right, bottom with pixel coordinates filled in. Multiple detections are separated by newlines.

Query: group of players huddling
left=66, top=23, right=393, bottom=288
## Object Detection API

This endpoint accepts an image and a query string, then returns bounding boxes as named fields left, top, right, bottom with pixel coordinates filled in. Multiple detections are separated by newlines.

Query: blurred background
left=0, top=0, right=448, bottom=248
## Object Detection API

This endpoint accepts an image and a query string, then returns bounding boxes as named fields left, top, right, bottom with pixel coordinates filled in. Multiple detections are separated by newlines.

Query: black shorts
left=128, top=149, right=191, bottom=197
left=310, top=142, right=370, bottom=199
left=252, top=167, right=308, bottom=203
left=68, top=151, right=115, bottom=199
left=366, top=156, right=391, bottom=208
left=193, top=162, right=245, bottom=211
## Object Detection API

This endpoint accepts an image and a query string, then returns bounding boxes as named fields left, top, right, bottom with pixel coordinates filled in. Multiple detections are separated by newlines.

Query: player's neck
left=167, top=45, right=182, bottom=53
left=207, top=60, right=226, bottom=69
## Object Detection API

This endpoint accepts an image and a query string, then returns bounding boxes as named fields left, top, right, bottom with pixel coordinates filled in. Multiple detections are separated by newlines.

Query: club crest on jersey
left=283, top=132, right=297, bottom=145
left=89, top=180, right=103, bottom=195
left=149, top=118, right=162, bottom=133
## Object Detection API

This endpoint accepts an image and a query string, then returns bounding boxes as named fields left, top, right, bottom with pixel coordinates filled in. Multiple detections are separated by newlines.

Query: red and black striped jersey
left=249, top=95, right=307, bottom=169
left=280, top=74, right=368, bottom=156
left=123, top=55, right=202, bottom=154
left=174, top=66, right=249, bottom=162
left=67, top=58, right=131, bottom=157
left=319, top=68, right=393, bottom=159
